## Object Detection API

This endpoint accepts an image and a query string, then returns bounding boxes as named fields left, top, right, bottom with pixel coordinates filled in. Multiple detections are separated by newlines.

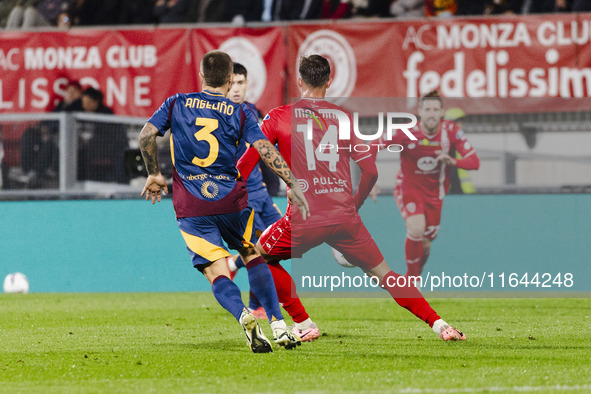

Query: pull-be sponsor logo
left=299, top=179, right=309, bottom=193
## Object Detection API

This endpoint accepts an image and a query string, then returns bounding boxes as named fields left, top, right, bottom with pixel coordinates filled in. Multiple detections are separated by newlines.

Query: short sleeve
left=148, top=94, right=180, bottom=135
left=260, top=110, right=278, bottom=144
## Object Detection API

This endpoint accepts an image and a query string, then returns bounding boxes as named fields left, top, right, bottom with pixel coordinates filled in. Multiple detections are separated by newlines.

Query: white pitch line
left=398, top=384, right=591, bottom=393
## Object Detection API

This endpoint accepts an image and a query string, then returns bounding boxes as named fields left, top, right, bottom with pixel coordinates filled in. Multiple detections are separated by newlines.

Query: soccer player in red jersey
left=226, top=63, right=320, bottom=331
left=239, top=55, right=466, bottom=341
left=378, top=91, right=480, bottom=278
left=139, top=51, right=308, bottom=352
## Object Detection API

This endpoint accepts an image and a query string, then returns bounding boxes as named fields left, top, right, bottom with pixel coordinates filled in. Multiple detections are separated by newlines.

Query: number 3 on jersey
left=296, top=121, right=339, bottom=172
left=192, top=117, right=219, bottom=167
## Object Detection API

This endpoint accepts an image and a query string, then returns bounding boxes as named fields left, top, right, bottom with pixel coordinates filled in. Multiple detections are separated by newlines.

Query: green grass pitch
left=0, top=293, right=589, bottom=393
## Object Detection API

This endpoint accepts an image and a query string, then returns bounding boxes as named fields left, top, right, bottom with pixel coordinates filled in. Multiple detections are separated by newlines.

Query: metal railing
left=1, top=111, right=590, bottom=200
left=0, top=113, right=152, bottom=199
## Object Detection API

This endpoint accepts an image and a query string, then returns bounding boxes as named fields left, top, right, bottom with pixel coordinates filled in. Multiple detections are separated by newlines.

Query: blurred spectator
left=276, top=0, right=319, bottom=19
left=261, top=0, right=274, bottom=21
left=78, top=87, right=129, bottom=184
left=425, top=0, right=456, bottom=17
left=572, top=0, right=591, bottom=11
left=81, top=87, right=112, bottom=114
left=276, top=0, right=352, bottom=20
left=53, top=80, right=83, bottom=112
left=322, top=0, right=352, bottom=18
left=20, top=121, right=59, bottom=188
left=355, top=0, right=393, bottom=17
left=73, top=0, right=120, bottom=26
left=197, top=0, right=226, bottom=22
left=483, top=0, right=524, bottom=14
left=5, top=0, right=73, bottom=28
left=456, top=0, right=486, bottom=15
left=554, top=0, right=572, bottom=12
left=390, top=0, right=425, bottom=17
left=56, top=9, right=70, bottom=27
left=153, top=0, right=191, bottom=24
left=118, top=0, right=157, bottom=24
left=1, top=0, right=33, bottom=27
left=522, top=0, right=554, bottom=13
left=223, top=0, right=263, bottom=22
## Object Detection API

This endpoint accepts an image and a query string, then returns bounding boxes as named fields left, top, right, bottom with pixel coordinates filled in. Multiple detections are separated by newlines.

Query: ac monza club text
left=0, top=45, right=157, bottom=110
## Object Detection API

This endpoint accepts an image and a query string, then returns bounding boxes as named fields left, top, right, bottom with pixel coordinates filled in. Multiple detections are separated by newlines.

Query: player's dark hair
left=201, top=51, right=233, bottom=88
left=233, top=62, right=247, bottom=78
left=67, top=80, right=82, bottom=90
left=419, top=90, right=443, bottom=107
left=82, top=87, right=103, bottom=103
left=299, top=55, right=331, bottom=88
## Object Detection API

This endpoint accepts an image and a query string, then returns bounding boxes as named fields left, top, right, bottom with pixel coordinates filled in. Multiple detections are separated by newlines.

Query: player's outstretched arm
left=139, top=122, right=168, bottom=204
left=251, top=138, right=310, bottom=219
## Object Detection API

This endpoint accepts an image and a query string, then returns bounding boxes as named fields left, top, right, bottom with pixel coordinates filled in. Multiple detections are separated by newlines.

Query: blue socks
left=248, top=290, right=262, bottom=310
left=245, top=256, right=283, bottom=322
left=211, top=276, right=245, bottom=322
left=237, top=257, right=262, bottom=310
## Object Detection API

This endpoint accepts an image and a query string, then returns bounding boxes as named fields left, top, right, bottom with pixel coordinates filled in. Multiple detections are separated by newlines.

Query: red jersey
left=380, top=119, right=478, bottom=202
left=239, top=98, right=377, bottom=228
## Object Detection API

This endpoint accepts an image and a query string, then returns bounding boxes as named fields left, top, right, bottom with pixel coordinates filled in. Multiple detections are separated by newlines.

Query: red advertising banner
left=287, top=13, right=591, bottom=113
left=189, top=26, right=286, bottom=116
left=1, top=13, right=591, bottom=117
left=0, top=27, right=284, bottom=117
left=0, top=28, right=194, bottom=117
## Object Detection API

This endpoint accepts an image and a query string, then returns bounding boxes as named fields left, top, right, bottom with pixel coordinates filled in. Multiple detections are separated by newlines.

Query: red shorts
left=258, top=212, right=384, bottom=270
left=394, top=185, right=442, bottom=240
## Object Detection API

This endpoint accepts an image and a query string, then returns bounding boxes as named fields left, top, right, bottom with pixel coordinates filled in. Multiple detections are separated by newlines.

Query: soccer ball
left=331, top=248, right=355, bottom=268
left=3, top=272, right=30, bottom=294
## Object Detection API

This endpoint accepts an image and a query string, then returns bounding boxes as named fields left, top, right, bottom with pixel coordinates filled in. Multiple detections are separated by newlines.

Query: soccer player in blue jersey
left=225, top=63, right=281, bottom=316
left=226, top=63, right=282, bottom=283
left=139, top=50, right=309, bottom=353
left=228, top=63, right=283, bottom=251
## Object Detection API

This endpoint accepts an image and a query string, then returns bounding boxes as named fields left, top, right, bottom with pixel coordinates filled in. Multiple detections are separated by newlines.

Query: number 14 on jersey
left=296, top=120, right=339, bottom=172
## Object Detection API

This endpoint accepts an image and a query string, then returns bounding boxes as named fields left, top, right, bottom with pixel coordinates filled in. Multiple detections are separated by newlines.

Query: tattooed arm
left=251, top=139, right=294, bottom=186
left=139, top=122, right=168, bottom=204
left=251, top=138, right=310, bottom=219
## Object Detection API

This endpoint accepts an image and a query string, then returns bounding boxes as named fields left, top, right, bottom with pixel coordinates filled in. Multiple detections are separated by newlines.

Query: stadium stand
left=0, top=5, right=590, bottom=198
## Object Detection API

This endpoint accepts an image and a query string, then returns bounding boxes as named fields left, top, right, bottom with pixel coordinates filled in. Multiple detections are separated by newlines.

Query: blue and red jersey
left=236, top=101, right=266, bottom=194
left=148, top=90, right=266, bottom=218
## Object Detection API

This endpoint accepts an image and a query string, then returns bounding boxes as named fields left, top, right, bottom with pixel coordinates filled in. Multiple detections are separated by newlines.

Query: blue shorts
left=177, top=207, right=256, bottom=271
left=248, top=189, right=282, bottom=239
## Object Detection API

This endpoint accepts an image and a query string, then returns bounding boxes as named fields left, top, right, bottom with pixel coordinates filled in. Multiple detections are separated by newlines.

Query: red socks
left=405, top=234, right=424, bottom=277
left=381, top=271, right=440, bottom=327
left=268, top=263, right=310, bottom=324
